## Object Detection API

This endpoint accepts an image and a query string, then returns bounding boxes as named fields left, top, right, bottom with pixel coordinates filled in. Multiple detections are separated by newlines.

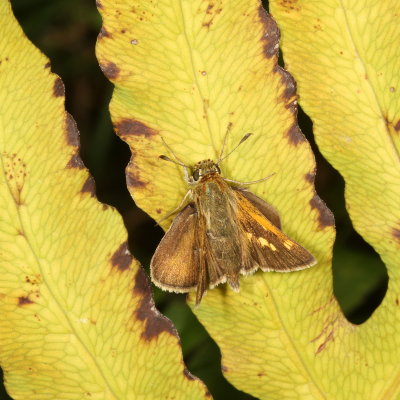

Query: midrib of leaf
left=338, top=0, right=399, bottom=160
left=262, top=278, right=327, bottom=400
left=0, top=154, right=119, bottom=399
left=178, top=0, right=213, bottom=144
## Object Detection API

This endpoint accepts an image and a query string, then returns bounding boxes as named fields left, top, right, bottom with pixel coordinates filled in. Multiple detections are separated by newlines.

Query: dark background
left=2, top=1, right=388, bottom=399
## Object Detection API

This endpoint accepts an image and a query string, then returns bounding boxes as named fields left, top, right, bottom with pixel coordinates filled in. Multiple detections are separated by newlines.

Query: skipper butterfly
left=151, top=134, right=316, bottom=305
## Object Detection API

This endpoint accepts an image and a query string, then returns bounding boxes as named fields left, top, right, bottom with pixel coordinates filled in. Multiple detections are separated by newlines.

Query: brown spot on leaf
left=64, top=114, right=84, bottom=169
left=44, top=62, right=51, bottom=69
left=221, top=364, right=228, bottom=373
left=202, top=2, right=222, bottom=29
left=53, top=77, right=65, bottom=97
left=65, top=112, right=80, bottom=147
left=278, top=0, right=301, bottom=12
left=396, top=297, right=399, bottom=306
left=100, top=61, right=120, bottom=80
left=3, top=152, right=26, bottom=206
left=111, top=242, right=132, bottom=271
left=115, top=119, right=158, bottom=138
left=280, top=69, right=297, bottom=100
left=133, top=268, right=176, bottom=341
left=305, top=170, right=316, bottom=183
left=98, top=27, right=111, bottom=39
left=392, top=227, right=400, bottom=243
left=81, top=176, right=96, bottom=197
left=258, top=6, right=280, bottom=59
left=286, top=124, right=306, bottom=145
left=257, top=372, right=266, bottom=377
left=384, top=114, right=390, bottom=126
left=25, top=275, right=41, bottom=285
left=127, top=170, right=148, bottom=188
left=394, top=120, right=400, bottom=132
left=156, top=208, right=162, bottom=214
left=96, top=0, right=103, bottom=9
left=18, top=296, right=34, bottom=306
left=66, top=153, right=85, bottom=169
left=310, top=195, right=335, bottom=229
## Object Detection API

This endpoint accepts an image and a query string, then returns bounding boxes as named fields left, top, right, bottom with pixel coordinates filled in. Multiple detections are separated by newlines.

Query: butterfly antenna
left=159, top=136, right=189, bottom=168
left=160, top=136, right=188, bottom=168
left=159, top=155, right=187, bottom=168
left=217, top=124, right=232, bottom=162
left=159, top=136, right=191, bottom=181
left=217, top=132, right=253, bottom=165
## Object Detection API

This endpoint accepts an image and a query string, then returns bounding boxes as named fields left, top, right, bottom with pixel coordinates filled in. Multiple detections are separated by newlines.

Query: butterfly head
left=191, top=159, right=221, bottom=182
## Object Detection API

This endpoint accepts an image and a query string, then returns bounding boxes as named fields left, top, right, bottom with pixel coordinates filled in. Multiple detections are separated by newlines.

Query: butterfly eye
left=193, top=169, right=200, bottom=181
left=215, top=165, right=221, bottom=174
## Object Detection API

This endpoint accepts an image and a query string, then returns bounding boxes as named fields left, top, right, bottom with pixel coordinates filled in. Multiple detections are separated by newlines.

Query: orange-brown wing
left=150, top=204, right=199, bottom=292
left=234, top=191, right=316, bottom=273
left=234, top=187, right=281, bottom=229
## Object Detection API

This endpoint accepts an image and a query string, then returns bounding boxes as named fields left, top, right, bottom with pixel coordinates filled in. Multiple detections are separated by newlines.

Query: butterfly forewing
left=235, top=188, right=281, bottom=229
left=234, top=190, right=316, bottom=272
left=150, top=204, right=199, bottom=292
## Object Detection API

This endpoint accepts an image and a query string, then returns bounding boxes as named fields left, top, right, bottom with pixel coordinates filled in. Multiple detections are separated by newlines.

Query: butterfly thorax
left=190, top=160, right=230, bottom=208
